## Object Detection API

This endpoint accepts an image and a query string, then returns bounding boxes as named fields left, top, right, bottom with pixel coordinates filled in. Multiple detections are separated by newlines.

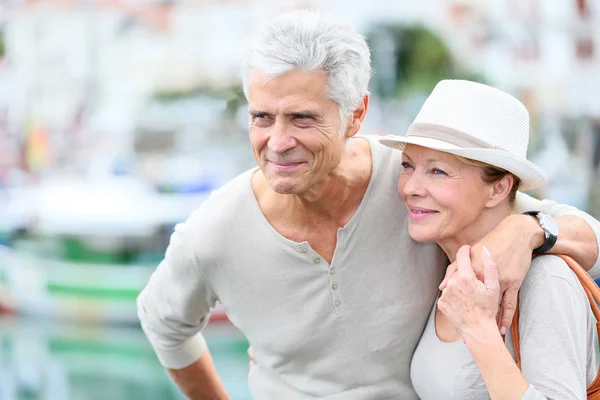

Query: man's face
left=247, top=69, right=348, bottom=195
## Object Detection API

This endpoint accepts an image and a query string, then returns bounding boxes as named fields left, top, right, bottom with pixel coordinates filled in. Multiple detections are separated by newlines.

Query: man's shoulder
left=185, top=168, right=256, bottom=230
left=356, top=134, right=403, bottom=183
left=358, top=133, right=402, bottom=157
left=208, top=167, right=256, bottom=204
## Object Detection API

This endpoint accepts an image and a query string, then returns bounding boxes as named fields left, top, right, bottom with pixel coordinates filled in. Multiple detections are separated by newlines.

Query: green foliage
left=367, top=24, right=485, bottom=99
left=151, top=84, right=246, bottom=117
left=0, top=30, right=5, bottom=59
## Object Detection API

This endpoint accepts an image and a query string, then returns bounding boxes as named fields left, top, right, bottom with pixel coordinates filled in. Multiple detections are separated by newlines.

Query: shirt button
left=313, top=258, right=321, bottom=264
left=329, top=268, right=335, bottom=275
left=332, top=284, right=338, bottom=290
left=335, top=300, right=341, bottom=306
left=300, top=247, right=308, bottom=253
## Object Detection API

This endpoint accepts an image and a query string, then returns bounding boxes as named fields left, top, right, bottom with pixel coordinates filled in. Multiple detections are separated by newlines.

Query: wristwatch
left=522, top=211, right=559, bottom=255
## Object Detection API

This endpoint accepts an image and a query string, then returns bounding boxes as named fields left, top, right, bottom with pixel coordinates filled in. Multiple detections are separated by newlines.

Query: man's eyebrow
left=249, top=110, right=272, bottom=116
left=285, top=110, right=321, bottom=118
left=248, top=109, right=322, bottom=119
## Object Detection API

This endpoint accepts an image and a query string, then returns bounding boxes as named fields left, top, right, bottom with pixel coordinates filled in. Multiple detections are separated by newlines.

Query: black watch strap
left=522, top=211, right=558, bottom=254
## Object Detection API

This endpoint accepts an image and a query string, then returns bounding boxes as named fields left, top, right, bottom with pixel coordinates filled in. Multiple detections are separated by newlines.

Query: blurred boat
left=0, top=316, right=251, bottom=400
left=0, top=176, right=229, bottom=324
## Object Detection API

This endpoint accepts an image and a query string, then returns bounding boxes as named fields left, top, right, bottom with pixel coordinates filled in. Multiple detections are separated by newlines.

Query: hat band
left=407, top=124, right=506, bottom=151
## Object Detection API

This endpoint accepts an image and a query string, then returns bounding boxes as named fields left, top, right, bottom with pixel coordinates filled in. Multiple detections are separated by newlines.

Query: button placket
left=298, top=243, right=344, bottom=318
left=327, top=266, right=343, bottom=318
left=330, top=229, right=345, bottom=317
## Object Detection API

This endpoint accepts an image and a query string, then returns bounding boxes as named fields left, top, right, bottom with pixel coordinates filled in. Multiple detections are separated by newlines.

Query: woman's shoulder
left=521, top=255, right=587, bottom=301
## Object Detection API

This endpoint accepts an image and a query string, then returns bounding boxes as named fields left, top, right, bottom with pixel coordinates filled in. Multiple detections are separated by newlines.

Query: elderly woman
left=380, top=80, right=597, bottom=399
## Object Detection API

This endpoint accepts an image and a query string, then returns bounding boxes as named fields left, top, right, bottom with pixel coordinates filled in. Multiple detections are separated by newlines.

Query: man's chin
left=268, top=177, right=304, bottom=195
left=271, top=183, right=300, bottom=195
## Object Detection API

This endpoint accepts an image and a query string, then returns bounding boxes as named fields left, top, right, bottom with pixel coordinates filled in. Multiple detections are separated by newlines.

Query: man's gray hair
left=241, top=10, right=372, bottom=121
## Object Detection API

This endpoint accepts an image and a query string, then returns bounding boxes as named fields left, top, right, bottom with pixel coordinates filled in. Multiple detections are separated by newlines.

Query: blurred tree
left=222, top=84, right=247, bottom=118
left=151, top=84, right=246, bottom=120
left=367, top=24, right=484, bottom=99
left=0, top=30, right=4, bottom=59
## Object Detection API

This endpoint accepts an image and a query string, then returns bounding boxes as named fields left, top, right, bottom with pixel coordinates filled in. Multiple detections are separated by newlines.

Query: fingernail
left=500, top=326, right=507, bottom=335
left=482, top=246, right=491, bottom=258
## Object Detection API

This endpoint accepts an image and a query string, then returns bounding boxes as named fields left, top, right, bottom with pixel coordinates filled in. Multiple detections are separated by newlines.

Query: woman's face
left=398, top=144, right=493, bottom=243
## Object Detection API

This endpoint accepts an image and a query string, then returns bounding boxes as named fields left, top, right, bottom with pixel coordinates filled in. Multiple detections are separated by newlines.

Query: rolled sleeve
left=137, top=218, right=217, bottom=369
left=572, top=210, right=600, bottom=278
left=152, top=333, right=208, bottom=370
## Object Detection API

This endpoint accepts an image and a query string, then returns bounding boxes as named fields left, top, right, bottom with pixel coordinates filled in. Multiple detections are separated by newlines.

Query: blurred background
left=0, top=0, right=599, bottom=399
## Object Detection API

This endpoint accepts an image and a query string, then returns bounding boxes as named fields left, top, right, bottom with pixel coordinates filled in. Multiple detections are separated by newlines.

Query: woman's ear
left=485, top=174, right=514, bottom=208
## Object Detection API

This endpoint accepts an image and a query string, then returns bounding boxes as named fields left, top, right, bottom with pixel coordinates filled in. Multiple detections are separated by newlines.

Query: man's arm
left=137, top=216, right=229, bottom=399
left=168, top=350, right=230, bottom=400
left=440, top=191, right=600, bottom=334
left=526, top=214, right=597, bottom=271
left=515, top=191, right=600, bottom=274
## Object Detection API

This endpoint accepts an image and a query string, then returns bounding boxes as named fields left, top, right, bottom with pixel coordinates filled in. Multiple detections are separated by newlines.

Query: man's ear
left=345, top=94, right=369, bottom=138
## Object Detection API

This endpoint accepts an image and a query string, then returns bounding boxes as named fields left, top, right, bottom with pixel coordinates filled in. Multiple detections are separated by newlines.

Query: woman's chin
left=408, top=227, right=438, bottom=243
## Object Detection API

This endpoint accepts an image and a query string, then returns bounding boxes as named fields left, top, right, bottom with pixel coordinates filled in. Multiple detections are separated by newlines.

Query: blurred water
left=0, top=317, right=251, bottom=400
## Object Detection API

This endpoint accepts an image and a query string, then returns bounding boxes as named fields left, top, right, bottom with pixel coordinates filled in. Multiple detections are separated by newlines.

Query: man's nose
left=267, top=121, right=297, bottom=153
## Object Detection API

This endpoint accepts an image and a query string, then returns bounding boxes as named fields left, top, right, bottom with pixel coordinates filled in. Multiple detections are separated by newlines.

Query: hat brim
left=379, top=135, right=547, bottom=191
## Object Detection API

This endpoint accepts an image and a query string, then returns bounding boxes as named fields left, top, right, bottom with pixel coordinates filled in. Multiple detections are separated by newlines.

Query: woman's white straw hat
left=379, top=80, right=547, bottom=190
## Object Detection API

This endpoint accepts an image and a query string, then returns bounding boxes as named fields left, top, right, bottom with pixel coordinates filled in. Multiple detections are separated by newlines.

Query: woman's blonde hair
left=454, top=155, right=521, bottom=207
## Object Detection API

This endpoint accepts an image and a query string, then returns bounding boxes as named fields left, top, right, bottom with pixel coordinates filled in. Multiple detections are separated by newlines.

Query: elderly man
left=137, top=10, right=600, bottom=400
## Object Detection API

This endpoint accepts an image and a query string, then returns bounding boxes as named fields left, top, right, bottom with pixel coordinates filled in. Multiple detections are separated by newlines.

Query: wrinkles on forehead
left=248, top=70, right=337, bottom=120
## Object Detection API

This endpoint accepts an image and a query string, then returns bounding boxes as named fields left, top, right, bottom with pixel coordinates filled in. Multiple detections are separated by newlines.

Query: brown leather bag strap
left=511, top=296, right=522, bottom=369
left=511, top=254, right=600, bottom=397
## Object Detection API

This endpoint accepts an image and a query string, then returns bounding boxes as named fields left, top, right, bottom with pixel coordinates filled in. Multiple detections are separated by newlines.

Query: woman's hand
left=439, top=214, right=535, bottom=334
left=438, top=246, right=501, bottom=340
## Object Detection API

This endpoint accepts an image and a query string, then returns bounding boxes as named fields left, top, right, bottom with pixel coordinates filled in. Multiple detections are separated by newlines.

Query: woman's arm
left=462, top=322, right=529, bottom=400
left=439, top=247, right=590, bottom=400
left=463, top=326, right=563, bottom=400
left=438, top=246, right=528, bottom=400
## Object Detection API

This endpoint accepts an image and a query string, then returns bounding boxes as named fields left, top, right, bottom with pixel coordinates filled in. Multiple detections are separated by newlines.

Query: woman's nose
left=401, top=173, right=427, bottom=198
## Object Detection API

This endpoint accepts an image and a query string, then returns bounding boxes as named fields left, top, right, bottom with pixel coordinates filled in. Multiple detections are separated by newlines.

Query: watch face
left=540, top=214, right=559, bottom=236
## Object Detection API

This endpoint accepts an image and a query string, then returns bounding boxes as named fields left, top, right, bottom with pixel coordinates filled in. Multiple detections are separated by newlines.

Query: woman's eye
left=432, top=168, right=447, bottom=176
left=401, top=162, right=413, bottom=169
